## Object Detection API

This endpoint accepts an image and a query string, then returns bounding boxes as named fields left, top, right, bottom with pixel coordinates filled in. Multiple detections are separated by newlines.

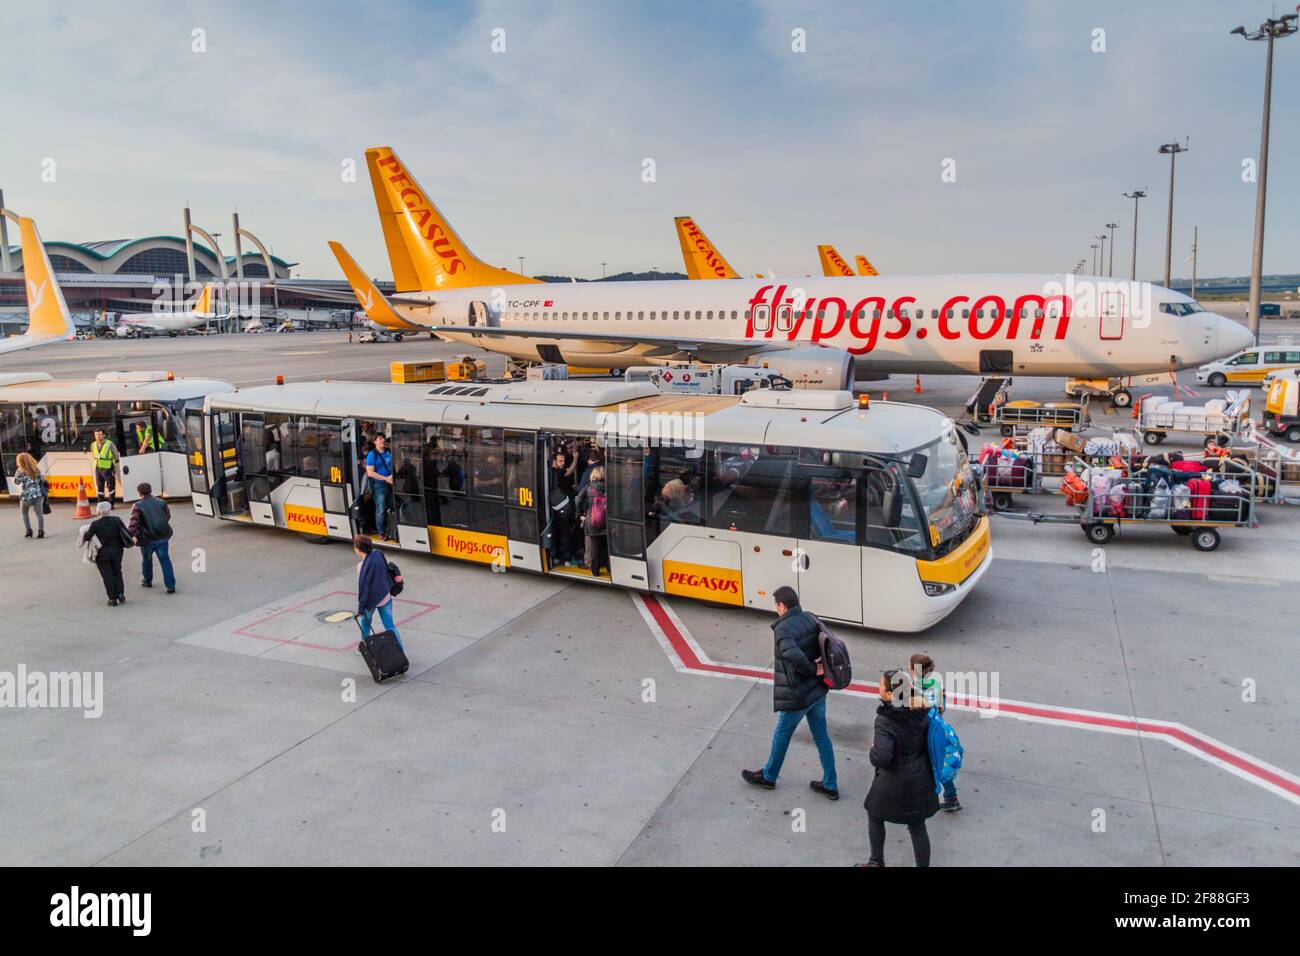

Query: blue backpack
left=926, top=708, right=964, bottom=794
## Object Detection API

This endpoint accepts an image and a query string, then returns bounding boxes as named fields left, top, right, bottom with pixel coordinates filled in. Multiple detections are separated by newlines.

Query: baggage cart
left=1137, top=392, right=1250, bottom=449
left=994, top=399, right=1088, bottom=438
left=1077, top=467, right=1258, bottom=552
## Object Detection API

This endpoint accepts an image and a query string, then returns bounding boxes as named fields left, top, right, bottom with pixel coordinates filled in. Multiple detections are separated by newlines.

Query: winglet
left=19, top=217, right=75, bottom=341
left=675, top=216, right=740, bottom=279
left=328, top=241, right=424, bottom=331
left=855, top=255, right=879, bottom=277
left=816, top=244, right=855, bottom=277
left=364, top=146, right=539, bottom=291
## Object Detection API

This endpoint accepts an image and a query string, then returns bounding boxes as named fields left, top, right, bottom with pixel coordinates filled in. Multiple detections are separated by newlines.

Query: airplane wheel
left=1111, top=389, right=1132, bottom=409
left=394, top=333, right=404, bottom=342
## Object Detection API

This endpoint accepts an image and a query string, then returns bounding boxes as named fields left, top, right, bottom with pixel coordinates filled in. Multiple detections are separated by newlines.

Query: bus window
left=154, top=401, right=187, bottom=454
left=650, top=445, right=704, bottom=530
left=317, top=418, right=344, bottom=486
left=24, top=404, right=65, bottom=459
left=504, top=431, right=538, bottom=543
left=425, top=424, right=469, bottom=530
left=862, top=463, right=925, bottom=553
left=1, top=403, right=26, bottom=478
left=239, top=413, right=270, bottom=503
left=469, top=427, right=507, bottom=535
left=65, top=402, right=117, bottom=452
left=390, top=423, right=425, bottom=527
left=706, top=443, right=799, bottom=536
left=809, top=475, right=857, bottom=543
left=184, top=410, right=208, bottom=495
left=280, top=415, right=319, bottom=479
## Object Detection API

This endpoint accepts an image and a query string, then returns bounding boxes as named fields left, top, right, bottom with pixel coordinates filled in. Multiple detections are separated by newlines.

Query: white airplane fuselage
left=388, top=274, right=1251, bottom=378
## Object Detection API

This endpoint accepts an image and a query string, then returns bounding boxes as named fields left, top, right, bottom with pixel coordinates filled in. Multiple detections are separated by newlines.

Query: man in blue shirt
left=365, top=432, right=395, bottom=540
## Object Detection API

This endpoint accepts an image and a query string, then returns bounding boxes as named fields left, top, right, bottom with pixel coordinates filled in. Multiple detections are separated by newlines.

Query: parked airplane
left=0, top=215, right=76, bottom=357
left=855, top=254, right=879, bottom=277
left=674, top=216, right=741, bottom=279
left=114, top=284, right=223, bottom=337
left=336, top=146, right=1252, bottom=389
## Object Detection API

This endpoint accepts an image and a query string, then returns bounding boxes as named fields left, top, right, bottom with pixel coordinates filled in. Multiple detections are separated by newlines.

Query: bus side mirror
left=882, top=489, right=903, bottom=529
left=906, top=453, right=928, bottom=479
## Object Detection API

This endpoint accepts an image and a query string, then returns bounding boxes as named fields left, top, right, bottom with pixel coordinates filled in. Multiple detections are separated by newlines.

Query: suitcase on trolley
left=357, top=615, right=409, bottom=683
left=1187, top=478, right=1211, bottom=521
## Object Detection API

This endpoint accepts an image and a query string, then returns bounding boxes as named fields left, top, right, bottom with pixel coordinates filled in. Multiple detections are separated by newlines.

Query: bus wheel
left=1084, top=522, right=1113, bottom=544
left=993, top=492, right=1013, bottom=511
left=300, top=534, right=331, bottom=545
left=1111, top=389, right=1132, bottom=409
left=1172, top=525, right=1193, bottom=535
left=1208, top=373, right=1226, bottom=388
left=1191, top=528, right=1220, bottom=552
left=1143, top=431, right=1164, bottom=445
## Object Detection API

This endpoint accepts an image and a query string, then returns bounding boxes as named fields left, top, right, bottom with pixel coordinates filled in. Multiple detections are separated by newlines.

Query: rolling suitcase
left=357, top=615, right=409, bottom=683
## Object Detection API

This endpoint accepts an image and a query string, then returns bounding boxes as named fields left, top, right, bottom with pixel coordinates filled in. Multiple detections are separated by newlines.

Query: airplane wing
left=427, top=323, right=779, bottom=363
left=325, top=241, right=436, bottom=332
left=0, top=216, right=76, bottom=356
left=276, top=283, right=435, bottom=309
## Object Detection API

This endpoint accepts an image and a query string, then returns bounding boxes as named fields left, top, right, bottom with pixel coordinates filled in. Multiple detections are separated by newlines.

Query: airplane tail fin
left=189, top=283, right=216, bottom=317
left=328, top=241, right=423, bottom=331
left=855, top=255, right=879, bottom=277
left=816, top=244, right=855, bottom=277
left=365, top=146, right=539, bottom=292
left=674, top=216, right=740, bottom=279
left=19, top=217, right=75, bottom=341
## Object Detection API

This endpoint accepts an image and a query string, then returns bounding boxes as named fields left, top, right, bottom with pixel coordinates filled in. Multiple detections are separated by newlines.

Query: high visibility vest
left=136, top=425, right=158, bottom=451
left=92, top=440, right=116, bottom=469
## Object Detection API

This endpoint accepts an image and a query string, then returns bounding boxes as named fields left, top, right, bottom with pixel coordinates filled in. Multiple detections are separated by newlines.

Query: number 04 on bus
left=185, top=379, right=990, bottom=632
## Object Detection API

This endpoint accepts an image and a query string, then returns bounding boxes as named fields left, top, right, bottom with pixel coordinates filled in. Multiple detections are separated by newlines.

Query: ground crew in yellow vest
left=133, top=420, right=160, bottom=453
left=90, top=428, right=119, bottom=509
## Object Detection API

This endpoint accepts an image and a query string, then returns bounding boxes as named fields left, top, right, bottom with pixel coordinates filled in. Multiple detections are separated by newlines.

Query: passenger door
left=238, top=412, right=275, bottom=525
left=1100, top=290, right=1124, bottom=340
left=390, top=422, right=430, bottom=553
left=212, top=410, right=249, bottom=518
left=504, top=430, right=543, bottom=572
left=184, top=407, right=216, bottom=517
left=317, top=417, right=351, bottom=539
left=606, top=445, right=651, bottom=590
left=796, top=471, right=863, bottom=624
left=118, top=408, right=162, bottom=502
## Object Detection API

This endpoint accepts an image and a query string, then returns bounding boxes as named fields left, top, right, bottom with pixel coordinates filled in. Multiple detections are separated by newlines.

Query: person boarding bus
left=365, top=432, right=395, bottom=540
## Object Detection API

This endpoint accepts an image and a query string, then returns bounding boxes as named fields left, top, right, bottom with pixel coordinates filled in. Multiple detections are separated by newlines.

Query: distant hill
left=532, top=271, right=689, bottom=283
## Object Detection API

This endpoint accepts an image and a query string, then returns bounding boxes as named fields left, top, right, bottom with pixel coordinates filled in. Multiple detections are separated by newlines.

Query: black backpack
left=811, top=614, right=852, bottom=690
left=386, top=560, right=404, bottom=596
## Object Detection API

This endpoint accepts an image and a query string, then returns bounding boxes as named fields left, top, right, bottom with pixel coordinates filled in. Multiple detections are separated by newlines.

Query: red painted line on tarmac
left=636, top=593, right=1300, bottom=805
left=233, top=590, right=440, bottom=653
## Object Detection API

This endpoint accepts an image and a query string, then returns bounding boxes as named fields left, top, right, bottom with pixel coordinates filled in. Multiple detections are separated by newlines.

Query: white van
left=1195, top=347, right=1300, bottom=387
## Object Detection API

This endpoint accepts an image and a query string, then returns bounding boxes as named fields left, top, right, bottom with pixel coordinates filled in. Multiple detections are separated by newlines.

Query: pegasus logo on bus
left=680, top=218, right=730, bottom=278
left=666, top=570, right=741, bottom=595
left=744, top=285, right=1073, bottom=355
left=374, top=154, right=467, bottom=277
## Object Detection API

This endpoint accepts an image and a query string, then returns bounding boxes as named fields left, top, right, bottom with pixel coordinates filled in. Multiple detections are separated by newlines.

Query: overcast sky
left=1, top=0, right=1296, bottom=281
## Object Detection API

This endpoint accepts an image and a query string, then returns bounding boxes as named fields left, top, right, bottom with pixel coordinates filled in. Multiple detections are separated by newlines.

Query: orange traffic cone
left=913, top=374, right=923, bottom=394
left=74, top=480, right=92, bottom=519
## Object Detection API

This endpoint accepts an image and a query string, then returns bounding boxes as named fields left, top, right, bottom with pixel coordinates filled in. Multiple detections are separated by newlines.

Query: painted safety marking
left=631, top=592, right=1300, bottom=807
left=233, top=590, right=440, bottom=653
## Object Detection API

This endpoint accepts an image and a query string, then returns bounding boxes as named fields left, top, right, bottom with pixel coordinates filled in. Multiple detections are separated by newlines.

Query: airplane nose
left=1217, top=314, right=1254, bottom=356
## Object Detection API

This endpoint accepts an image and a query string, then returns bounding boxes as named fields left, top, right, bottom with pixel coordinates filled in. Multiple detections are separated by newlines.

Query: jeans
left=20, top=499, right=44, bottom=533
left=358, top=601, right=402, bottom=650
left=942, top=777, right=958, bottom=801
left=762, top=694, right=837, bottom=791
left=141, top=539, right=176, bottom=589
left=373, top=483, right=390, bottom=537
left=868, top=815, right=931, bottom=867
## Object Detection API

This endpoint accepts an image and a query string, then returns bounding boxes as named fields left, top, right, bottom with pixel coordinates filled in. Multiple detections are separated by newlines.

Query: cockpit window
left=1158, top=301, right=1206, bottom=317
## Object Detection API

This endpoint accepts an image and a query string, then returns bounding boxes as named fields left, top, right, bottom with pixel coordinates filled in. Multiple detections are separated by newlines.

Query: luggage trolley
left=1077, top=464, right=1259, bottom=552
left=981, top=446, right=1047, bottom=512
left=993, top=399, right=1089, bottom=438
left=1136, top=392, right=1250, bottom=450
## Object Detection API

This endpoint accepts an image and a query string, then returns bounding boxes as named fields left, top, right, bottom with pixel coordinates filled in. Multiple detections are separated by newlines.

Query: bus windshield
left=908, top=425, right=980, bottom=555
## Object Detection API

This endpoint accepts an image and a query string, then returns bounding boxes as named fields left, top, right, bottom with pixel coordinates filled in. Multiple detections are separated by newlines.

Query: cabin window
left=637, top=311, right=644, bottom=320
left=752, top=305, right=771, bottom=331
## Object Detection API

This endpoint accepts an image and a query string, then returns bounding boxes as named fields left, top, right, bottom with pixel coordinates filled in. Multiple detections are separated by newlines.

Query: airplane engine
left=747, top=346, right=853, bottom=391
left=115, top=325, right=131, bottom=338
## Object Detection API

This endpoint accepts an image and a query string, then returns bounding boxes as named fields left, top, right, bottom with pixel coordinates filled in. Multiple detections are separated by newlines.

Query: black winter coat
left=864, top=703, right=939, bottom=824
left=83, top=515, right=132, bottom=560
left=771, top=608, right=827, bottom=712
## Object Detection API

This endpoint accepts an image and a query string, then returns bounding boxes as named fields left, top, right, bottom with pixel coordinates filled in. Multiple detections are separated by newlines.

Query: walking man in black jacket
left=742, top=585, right=839, bottom=799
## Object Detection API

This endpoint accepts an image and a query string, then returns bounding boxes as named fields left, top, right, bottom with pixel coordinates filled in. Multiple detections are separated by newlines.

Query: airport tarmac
left=1, top=327, right=1298, bottom=866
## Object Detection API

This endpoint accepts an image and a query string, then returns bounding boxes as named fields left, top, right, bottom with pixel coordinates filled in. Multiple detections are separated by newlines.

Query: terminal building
left=0, top=235, right=386, bottom=331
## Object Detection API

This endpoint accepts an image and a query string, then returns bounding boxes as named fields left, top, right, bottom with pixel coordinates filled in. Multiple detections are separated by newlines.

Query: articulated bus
left=189, top=379, right=990, bottom=631
left=0, top=372, right=233, bottom=501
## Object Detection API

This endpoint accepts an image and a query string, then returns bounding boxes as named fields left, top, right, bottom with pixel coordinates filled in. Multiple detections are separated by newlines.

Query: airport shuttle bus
left=189, top=379, right=990, bottom=631
left=0, top=372, right=233, bottom=501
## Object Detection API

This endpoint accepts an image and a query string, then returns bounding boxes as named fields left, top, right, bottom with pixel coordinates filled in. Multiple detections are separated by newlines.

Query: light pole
left=1105, top=222, right=1119, bottom=277
left=1090, top=243, right=1099, bottom=276
left=1096, top=234, right=1108, bottom=277
left=1122, top=190, right=1146, bottom=280
left=517, top=256, right=525, bottom=276
left=1190, top=225, right=1199, bottom=299
left=601, top=262, right=607, bottom=279
left=1232, top=12, right=1297, bottom=343
left=1158, top=141, right=1187, bottom=287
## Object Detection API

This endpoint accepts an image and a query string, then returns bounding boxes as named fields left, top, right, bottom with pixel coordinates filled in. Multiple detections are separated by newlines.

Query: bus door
left=390, top=422, right=430, bottom=553
left=602, top=445, right=648, bottom=588
left=118, top=406, right=162, bottom=502
left=184, top=406, right=215, bottom=516
left=505, top=430, right=543, bottom=572
left=238, top=412, right=275, bottom=525
left=212, top=410, right=249, bottom=518
left=797, top=466, right=863, bottom=625
left=317, top=417, right=351, bottom=539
